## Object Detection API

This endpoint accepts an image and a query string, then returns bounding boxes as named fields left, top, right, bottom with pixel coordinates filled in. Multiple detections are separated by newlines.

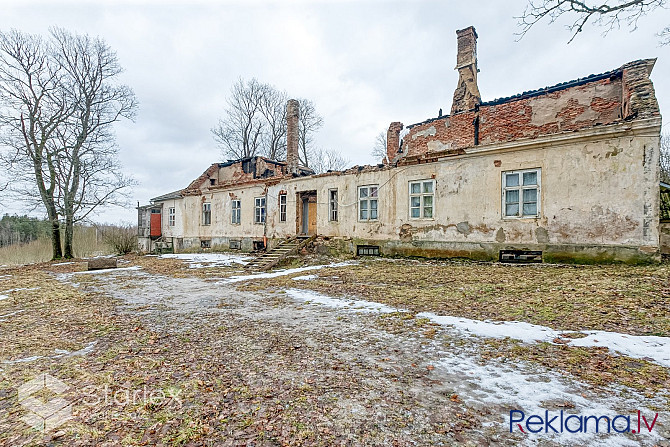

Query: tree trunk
left=48, top=210, right=63, bottom=260
left=63, top=213, right=74, bottom=259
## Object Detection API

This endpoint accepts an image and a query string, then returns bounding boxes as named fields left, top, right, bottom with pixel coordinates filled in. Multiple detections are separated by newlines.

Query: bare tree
left=212, top=78, right=266, bottom=159
left=0, top=28, right=136, bottom=259
left=297, top=98, right=323, bottom=168
left=371, top=130, right=388, bottom=163
left=661, top=133, right=670, bottom=184
left=258, top=84, right=287, bottom=161
left=517, top=0, right=668, bottom=44
left=310, top=148, right=349, bottom=174
left=0, top=30, right=69, bottom=259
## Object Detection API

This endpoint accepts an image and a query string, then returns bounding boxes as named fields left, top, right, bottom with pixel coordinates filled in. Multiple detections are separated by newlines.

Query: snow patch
left=436, top=353, right=661, bottom=446
left=292, top=274, right=318, bottom=281
left=418, top=312, right=670, bottom=368
left=0, top=295, right=7, bottom=301
left=286, top=288, right=398, bottom=314
left=283, top=287, right=670, bottom=368
left=0, top=309, right=25, bottom=320
left=160, top=253, right=251, bottom=268
left=52, top=261, right=75, bottom=266
left=223, top=261, right=355, bottom=283
left=71, top=266, right=142, bottom=275
left=1, top=287, right=40, bottom=294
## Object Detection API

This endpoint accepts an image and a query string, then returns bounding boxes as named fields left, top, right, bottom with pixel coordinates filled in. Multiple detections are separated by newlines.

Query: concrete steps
left=244, top=235, right=316, bottom=271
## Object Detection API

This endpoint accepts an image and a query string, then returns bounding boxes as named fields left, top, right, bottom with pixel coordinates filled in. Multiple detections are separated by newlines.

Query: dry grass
left=0, top=227, right=113, bottom=266
left=237, top=258, right=670, bottom=336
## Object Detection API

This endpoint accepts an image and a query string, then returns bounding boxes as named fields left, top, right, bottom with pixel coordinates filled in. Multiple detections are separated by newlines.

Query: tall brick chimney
left=286, top=99, right=299, bottom=175
left=451, top=26, right=481, bottom=115
left=386, top=122, right=404, bottom=164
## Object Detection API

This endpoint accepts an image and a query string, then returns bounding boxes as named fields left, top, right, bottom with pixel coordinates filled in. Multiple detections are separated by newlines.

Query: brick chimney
left=286, top=99, right=299, bottom=175
left=386, top=121, right=403, bottom=163
left=451, top=26, right=481, bottom=115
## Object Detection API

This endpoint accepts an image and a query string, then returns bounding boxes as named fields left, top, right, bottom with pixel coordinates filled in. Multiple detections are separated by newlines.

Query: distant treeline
left=0, top=214, right=51, bottom=247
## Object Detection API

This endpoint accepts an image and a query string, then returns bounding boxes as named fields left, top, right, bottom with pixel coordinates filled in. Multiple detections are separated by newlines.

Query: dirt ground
left=0, top=254, right=669, bottom=446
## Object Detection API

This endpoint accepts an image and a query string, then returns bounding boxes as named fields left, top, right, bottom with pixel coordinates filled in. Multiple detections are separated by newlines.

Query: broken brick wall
left=402, top=60, right=659, bottom=159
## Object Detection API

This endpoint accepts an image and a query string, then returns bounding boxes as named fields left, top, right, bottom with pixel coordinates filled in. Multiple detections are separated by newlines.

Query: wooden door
left=308, top=201, right=317, bottom=235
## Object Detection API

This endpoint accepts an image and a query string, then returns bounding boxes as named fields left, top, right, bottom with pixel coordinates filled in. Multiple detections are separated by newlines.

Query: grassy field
left=0, top=227, right=113, bottom=266
left=0, top=255, right=668, bottom=445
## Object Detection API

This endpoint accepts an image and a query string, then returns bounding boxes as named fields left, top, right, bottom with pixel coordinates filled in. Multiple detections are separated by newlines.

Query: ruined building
left=139, top=27, right=665, bottom=263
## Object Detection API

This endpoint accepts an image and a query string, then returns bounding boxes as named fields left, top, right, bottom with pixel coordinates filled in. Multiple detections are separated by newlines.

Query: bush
left=102, top=225, right=137, bottom=255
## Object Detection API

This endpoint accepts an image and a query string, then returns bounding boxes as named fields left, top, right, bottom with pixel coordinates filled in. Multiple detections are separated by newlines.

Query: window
left=409, top=180, right=434, bottom=219
left=358, top=185, right=378, bottom=221
left=231, top=200, right=241, bottom=225
left=202, top=203, right=211, bottom=225
left=502, top=168, right=540, bottom=218
left=168, top=207, right=175, bottom=226
left=229, top=240, right=241, bottom=250
left=357, top=245, right=380, bottom=256
left=209, top=178, right=216, bottom=186
left=201, top=239, right=211, bottom=249
left=329, top=189, right=338, bottom=222
left=279, top=194, right=287, bottom=222
left=254, top=197, right=266, bottom=224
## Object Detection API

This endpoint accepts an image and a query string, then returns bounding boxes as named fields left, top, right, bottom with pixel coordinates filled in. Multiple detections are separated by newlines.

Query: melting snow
left=2, top=341, right=97, bottom=365
left=292, top=274, right=318, bottom=281
left=287, top=289, right=397, bottom=313
left=223, top=262, right=355, bottom=283
left=71, top=266, right=142, bottom=275
left=1, top=287, right=40, bottom=294
left=160, top=253, right=251, bottom=268
left=285, top=288, right=670, bottom=368
left=0, top=295, right=7, bottom=301
left=0, top=309, right=25, bottom=320
left=52, top=261, right=75, bottom=266
left=419, top=312, right=670, bottom=368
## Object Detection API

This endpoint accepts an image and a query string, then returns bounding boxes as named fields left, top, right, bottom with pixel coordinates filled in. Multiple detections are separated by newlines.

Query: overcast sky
left=1, top=0, right=668, bottom=224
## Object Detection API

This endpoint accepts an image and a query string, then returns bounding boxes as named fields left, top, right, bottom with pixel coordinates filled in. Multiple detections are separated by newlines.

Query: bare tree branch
left=661, top=132, right=670, bottom=184
left=371, top=130, right=388, bottom=163
left=309, top=148, right=350, bottom=174
left=517, top=0, right=668, bottom=44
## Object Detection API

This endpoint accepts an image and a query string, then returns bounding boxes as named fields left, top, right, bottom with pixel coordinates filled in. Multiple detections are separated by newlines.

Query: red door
left=150, top=213, right=162, bottom=237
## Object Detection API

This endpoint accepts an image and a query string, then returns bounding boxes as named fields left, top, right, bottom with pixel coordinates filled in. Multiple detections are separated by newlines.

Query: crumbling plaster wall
left=158, top=122, right=660, bottom=261
left=404, top=75, right=624, bottom=158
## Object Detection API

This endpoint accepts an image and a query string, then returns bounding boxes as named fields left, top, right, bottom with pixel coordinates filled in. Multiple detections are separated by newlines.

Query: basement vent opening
left=357, top=245, right=380, bottom=256
left=499, top=249, right=542, bottom=263
left=253, top=240, right=266, bottom=251
left=200, top=239, right=212, bottom=249
left=229, top=240, right=241, bottom=250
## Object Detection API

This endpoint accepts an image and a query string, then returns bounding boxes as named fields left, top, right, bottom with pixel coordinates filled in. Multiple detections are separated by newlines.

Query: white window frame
left=409, top=180, right=435, bottom=220
left=502, top=168, right=541, bottom=219
left=168, top=207, right=175, bottom=226
left=329, top=189, right=338, bottom=222
left=279, top=194, right=287, bottom=222
left=358, top=185, right=379, bottom=221
left=254, top=197, right=266, bottom=224
left=231, top=199, right=241, bottom=225
left=202, top=202, right=211, bottom=226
